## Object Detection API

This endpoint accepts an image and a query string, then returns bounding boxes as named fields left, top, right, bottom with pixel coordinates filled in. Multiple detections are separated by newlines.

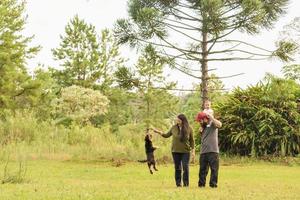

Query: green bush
left=216, top=76, right=300, bottom=157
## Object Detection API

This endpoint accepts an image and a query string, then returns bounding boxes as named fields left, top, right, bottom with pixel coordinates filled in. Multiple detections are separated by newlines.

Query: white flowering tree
left=54, top=85, right=109, bottom=125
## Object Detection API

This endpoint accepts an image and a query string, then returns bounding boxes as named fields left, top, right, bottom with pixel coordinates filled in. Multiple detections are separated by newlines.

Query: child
left=203, top=100, right=214, bottom=127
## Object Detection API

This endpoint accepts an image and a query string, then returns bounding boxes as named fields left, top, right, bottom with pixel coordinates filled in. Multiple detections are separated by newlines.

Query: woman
left=152, top=114, right=195, bottom=187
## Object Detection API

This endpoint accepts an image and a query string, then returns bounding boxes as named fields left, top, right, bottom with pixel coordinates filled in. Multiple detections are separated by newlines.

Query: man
left=196, top=110, right=222, bottom=188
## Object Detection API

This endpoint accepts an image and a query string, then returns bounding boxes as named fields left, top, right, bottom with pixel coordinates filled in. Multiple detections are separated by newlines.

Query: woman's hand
left=151, top=127, right=162, bottom=135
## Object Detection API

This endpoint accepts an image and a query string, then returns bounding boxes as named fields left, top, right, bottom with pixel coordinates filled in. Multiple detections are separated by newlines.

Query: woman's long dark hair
left=177, top=114, right=189, bottom=142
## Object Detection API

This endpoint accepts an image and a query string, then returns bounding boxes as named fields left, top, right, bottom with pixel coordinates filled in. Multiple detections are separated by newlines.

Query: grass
left=0, top=160, right=299, bottom=200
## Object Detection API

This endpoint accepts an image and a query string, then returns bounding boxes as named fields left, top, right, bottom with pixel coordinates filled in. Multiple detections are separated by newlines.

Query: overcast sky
left=24, top=0, right=300, bottom=91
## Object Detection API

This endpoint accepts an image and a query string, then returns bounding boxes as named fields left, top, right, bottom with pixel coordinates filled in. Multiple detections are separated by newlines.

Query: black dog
left=138, top=133, right=158, bottom=174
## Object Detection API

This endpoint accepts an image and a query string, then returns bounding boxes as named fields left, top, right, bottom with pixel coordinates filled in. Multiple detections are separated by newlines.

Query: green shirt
left=162, top=125, right=194, bottom=153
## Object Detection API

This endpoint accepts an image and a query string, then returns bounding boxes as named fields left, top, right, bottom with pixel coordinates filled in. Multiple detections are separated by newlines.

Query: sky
left=24, top=0, right=300, bottom=92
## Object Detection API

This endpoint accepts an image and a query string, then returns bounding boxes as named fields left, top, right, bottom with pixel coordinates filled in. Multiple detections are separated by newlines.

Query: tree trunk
left=201, top=31, right=209, bottom=109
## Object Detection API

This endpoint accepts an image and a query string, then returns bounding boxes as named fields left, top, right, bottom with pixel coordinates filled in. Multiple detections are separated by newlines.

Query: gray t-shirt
left=200, top=123, right=219, bottom=154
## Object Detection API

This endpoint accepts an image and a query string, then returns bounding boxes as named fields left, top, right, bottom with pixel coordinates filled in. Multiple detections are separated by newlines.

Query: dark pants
left=172, top=152, right=190, bottom=187
left=198, top=152, right=219, bottom=188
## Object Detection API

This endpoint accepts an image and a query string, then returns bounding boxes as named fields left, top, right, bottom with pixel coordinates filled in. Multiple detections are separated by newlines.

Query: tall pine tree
left=0, top=0, right=40, bottom=112
left=114, top=0, right=296, bottom=108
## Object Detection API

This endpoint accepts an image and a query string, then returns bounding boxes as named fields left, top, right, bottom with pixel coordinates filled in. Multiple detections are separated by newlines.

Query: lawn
left=0, top=160, right=299, bottom=200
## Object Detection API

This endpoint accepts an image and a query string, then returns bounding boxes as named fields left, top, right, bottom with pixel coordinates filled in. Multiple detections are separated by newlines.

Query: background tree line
left=0, top=0, right=299, bottom=159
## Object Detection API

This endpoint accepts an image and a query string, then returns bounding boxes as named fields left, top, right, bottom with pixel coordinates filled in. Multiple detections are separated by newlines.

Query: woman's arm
left=189, top=128, right=195, bottom=150
left=152, top=128, right=172, bottom=138
left=189, top=127, right=195, bottom=163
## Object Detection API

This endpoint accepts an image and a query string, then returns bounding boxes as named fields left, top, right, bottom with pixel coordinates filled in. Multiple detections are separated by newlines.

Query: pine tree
left=52, top=16, right=124, bottom=91
left=114, top=0, right=296, bottom=108
left=0, top=0, right=40, bottom=112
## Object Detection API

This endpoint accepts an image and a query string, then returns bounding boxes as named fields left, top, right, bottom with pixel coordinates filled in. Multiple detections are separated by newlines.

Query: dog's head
left=145, top=134, right=152, bottom=142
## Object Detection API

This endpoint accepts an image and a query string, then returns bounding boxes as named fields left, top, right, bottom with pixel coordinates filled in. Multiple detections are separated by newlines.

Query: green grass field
left=0, top=160, right=299, bottom=200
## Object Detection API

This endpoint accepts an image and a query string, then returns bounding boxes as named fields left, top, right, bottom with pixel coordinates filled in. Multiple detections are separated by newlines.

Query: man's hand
left=207, top=113, right=214, bottom=120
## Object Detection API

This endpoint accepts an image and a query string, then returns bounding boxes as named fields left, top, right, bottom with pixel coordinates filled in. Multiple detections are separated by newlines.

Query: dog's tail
left=137, top=160, right=148, bottom=163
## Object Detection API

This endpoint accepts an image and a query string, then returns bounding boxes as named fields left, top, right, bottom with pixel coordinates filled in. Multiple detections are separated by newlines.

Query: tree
left=280, top=17, right=300, bottom=50
left=114, top=0, right=296, bottom=108
left=282, top=64, right=300, bottom=81
left=31, top=68, right=61, bottom=121
left=53, top=85, right=109, bottom=126
left=0, top=0, right=40, bottom=112
left=280, top=17, right=300, bottom=82
left=115, top=45, right=178, bottom=128
left=92, top=88, right=135, bottom=133
left=52, top=16, right=124, bottom=91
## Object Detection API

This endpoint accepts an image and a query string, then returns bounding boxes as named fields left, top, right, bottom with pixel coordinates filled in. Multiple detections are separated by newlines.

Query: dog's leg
left=148, top=162, right=153, bottom=174
left=153, top=163, right=158, bottom=171
left=153, top=161, right=158, bottom=171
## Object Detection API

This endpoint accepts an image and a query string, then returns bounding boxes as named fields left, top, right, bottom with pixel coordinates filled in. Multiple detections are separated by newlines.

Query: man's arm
left=212, top=118, right=222, bottom=128
left=207, top=114, right=222, bottom=128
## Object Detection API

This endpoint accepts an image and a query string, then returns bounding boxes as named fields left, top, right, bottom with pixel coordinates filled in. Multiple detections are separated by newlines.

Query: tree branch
left=159, top=51, right=199, bottom=61
left=207, top=26, right=240, bottom=43
left=208, top=73, right=245, bottom=80
left=215, top=40, right=273, bottom=53
left=171, top=62, right=201, bottom=79
left=206, top=56, right=269, bottom=61
left=168, top=8, right=202, bottom=22
left=209, top=49, right=271, bottom=57
left=152, top=87, right=229, bottom=92
left=164, top=23, right=202, bottom=43
left=220, top=4, right=240, bottom=16
left=158, top=37, right=201, bottom=60
left=164, top=18, right=201, bottom=31
left=171, top=7, right=202, bottom=22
